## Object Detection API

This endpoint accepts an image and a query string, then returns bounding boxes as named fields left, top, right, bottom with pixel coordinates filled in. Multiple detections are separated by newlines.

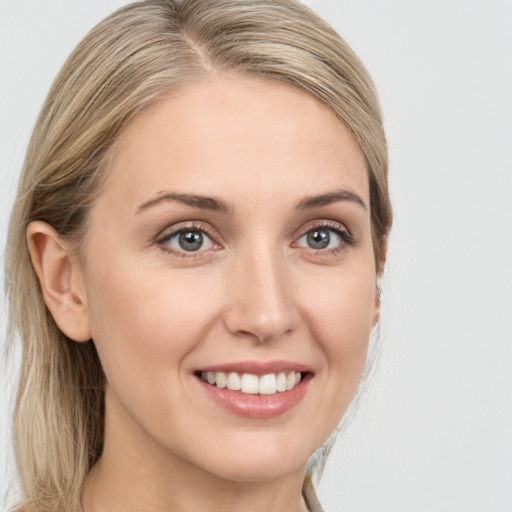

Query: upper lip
left=196, top=360, right=311, bottom=375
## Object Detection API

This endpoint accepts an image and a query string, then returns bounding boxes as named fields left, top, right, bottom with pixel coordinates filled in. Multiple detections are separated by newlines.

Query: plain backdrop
left=1, top=1, right=511, bottom=511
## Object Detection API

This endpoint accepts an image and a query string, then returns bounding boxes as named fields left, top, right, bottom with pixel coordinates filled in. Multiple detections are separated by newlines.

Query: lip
left=197, top=360, right=311, bottom=376
left=193, top=361, right=312, bottom=419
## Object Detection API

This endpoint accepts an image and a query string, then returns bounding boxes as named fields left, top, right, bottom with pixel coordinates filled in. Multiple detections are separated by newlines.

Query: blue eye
left=296, top=227, right=347, bottom=250
left=161, top=229, right=216, bottom=253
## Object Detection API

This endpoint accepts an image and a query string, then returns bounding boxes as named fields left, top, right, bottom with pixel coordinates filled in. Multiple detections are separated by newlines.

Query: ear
left=27, top=221, right=91, bottom=342
left=372, top=234, right=389, bottom=327
left=372, top=285, right=382, bottom=327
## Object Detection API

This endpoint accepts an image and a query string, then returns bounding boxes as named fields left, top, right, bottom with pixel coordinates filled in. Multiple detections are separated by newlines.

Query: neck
left=83, top=462, right=309, bottom=512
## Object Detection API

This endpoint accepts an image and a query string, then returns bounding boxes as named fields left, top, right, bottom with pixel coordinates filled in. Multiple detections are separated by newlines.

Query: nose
left=222, top=245, right=299, bottom=344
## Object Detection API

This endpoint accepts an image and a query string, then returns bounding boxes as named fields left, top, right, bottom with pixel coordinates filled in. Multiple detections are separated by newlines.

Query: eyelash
left=156, top=219, right=356, bottom=259
left=156, top=221, right=220, bottom=259
left=293, top=220, right=356, bottom=259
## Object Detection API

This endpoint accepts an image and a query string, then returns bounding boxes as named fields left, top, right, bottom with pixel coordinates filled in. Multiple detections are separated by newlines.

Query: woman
left=5, top=0, right=392, bottom=511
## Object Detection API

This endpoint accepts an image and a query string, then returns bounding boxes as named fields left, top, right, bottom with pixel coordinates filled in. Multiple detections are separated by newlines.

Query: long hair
left=5, top=1, right=392, bottom=510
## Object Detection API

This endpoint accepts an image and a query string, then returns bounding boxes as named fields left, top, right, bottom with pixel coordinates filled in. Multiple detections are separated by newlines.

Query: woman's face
left=79, top=76, right=379, bottom=482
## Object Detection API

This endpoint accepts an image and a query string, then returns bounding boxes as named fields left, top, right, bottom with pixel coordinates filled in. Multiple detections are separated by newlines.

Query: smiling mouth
left=194, top=364, right=312, bottom=418
left=196, top=370, right=306, bottom=395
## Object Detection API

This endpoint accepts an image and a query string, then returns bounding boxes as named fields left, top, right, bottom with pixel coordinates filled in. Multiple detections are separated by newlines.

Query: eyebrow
left=136, top=192, right=232, bottom=215
left=296, top=190, right=367, bottom=211
left=136, top=188, right=367, bottom=216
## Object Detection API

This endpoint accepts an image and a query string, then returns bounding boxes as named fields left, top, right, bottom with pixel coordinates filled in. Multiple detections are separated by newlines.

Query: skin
left=28, top=76, right=380, bottom=512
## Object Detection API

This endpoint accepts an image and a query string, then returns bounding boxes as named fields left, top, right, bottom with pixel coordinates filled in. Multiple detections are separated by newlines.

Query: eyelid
left=293, top=219, right=353, bottom=241
left=292, top=219, right=356, bottom=253
left=156, top=220, right=222, bottom=256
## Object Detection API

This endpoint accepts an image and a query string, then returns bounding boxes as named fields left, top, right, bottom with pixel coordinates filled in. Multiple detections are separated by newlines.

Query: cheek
left=83, top=253, right=222, bottom=388
left=83, top=260, right=229, bottom=451
left=300, top=262, right=376, bottom=430
left=302, top=260, right=376, bottom=354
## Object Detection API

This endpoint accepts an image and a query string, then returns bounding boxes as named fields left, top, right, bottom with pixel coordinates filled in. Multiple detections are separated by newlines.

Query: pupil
left=179, top=231, right=203, bottom=251
left=307, top=229, right=330, bottom=249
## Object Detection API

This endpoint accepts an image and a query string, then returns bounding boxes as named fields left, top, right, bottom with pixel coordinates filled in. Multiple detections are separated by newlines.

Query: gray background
left=1, top=1, right=511, bottom=510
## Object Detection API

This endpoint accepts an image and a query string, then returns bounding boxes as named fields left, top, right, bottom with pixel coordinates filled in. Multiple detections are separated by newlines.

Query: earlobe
left=26, top=221, right=91, bottom=342
left=372, top=285, right=382, bottom=327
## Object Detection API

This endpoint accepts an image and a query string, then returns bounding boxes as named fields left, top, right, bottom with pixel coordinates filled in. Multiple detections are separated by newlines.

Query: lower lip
left=195, top=374, right=311, bottom=419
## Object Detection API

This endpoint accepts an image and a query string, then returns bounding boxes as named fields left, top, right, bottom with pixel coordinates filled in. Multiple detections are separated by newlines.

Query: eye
left=158, top=224, right=219, bottom=255
left=297, top=228, right=340, bottom=250
left=295, top=222, right=355, bottom=253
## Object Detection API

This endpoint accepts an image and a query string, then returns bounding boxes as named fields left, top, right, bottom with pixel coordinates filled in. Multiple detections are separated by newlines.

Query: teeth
left=200, top=371, right=303, bottom=395
left=286, top=372, right=295, bottom=391
left=276, top=372, right=287, bottom=392
left=241, top=374, right=259, bottom=394
left=227, top=372, right=241, bottom=391
left=259, top=373, right=277, bottom=395
left=216, top=372, right=227, bottom=389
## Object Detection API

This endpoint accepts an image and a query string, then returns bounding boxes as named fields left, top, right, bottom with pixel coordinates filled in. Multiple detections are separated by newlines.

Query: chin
left=185, top=431, right=317, bottom=484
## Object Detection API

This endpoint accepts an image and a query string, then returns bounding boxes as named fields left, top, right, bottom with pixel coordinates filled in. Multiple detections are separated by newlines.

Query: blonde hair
left=5, top=0, right=392, bottom=510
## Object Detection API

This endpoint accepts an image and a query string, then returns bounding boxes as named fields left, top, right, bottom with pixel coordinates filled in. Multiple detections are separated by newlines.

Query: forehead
left=100, top=76, right=368, bottom=213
